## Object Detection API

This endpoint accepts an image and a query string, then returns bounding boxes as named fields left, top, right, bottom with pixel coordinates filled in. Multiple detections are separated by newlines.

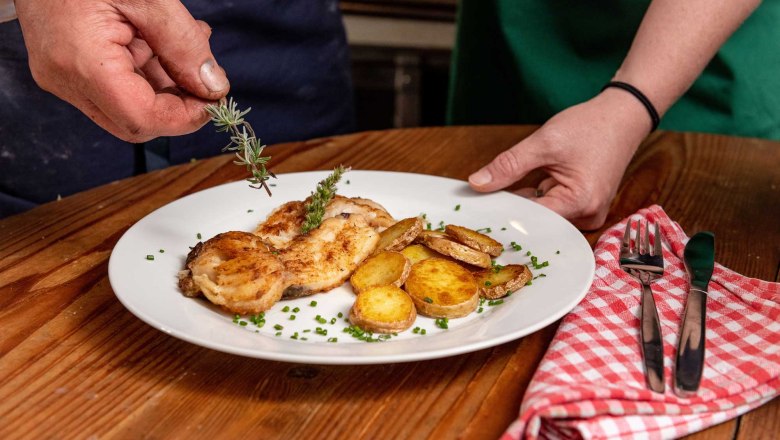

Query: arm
left=0, top=0, right=14, bottom=22
left=14, top=0, right=230, bottom=142
left=469, top=0, right=761, bottom=229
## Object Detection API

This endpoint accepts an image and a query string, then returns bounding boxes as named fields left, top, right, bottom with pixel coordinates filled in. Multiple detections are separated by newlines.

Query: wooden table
left=1, top=126, right=778, bottom=439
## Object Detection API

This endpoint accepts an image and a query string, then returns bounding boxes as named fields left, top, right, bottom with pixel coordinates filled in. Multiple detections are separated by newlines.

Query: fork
left=620, top=220, right=665, bottom=393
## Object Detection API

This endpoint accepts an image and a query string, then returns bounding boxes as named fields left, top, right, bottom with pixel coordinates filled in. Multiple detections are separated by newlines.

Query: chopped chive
left=476, top=227, right=492, bottom=233
left=303, top=329, right=311, bottom=333
left=478, top=307, right=484, bottom=313
left=328, top=337, right=338, bottom=343
left=337, top=312, right=343, bottom=318
left=556, top=250, right=560, bottom=254
left=273, top=324, right=283, bottom=330
left=292, top=307, right=300, bottom=313
left=488, top=299, right=504, bottom=306
left=510, top=241, right=522, bottom=251
left=290, top=332, right=299, bottom=340
left=421, top=329, right=427, bottom=335
left=454, top=204, right=461, bottom=211
left=412, top=327, right=420, bottom=334
left=159, top=249, right=165, bottom=253
left=424, top=297, right=433, bottom=303
left=275, top=331, right=282, bottom=336
left=282, top=306, right=290, bottom=313
left=484, top=281, right=492, bottom=286
left=501, top=227, right=507, bottom=231
left=289, top=315, right=296, bottom=321
left=247, top=209, right=254, bottom=213
left=330, top=317, right=336, bottom=325
left=435, top=318, right=449, bottom=329
left=526, top=251, right=532, bottom=256
left=239, top=321, right=247, bottom=326
left=345, top=180, right=350, bottom=184
left=145, top=255, right=155, bottom=261
left=196, top=233, right=202, bottom=240
left=310, top=301, right=318, bottom=307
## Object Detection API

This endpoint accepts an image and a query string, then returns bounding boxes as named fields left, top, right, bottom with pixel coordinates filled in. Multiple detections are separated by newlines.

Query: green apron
left=448, top=1, right=780, bottom=140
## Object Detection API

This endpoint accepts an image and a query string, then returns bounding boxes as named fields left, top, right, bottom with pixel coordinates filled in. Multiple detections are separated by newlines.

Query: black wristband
left=601, top=81, right=660, bottom=131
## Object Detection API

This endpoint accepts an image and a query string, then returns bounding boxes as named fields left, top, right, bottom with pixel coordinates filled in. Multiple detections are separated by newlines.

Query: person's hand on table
left=468, top=89, right=652, bottom=230
left=14, top=0, right=229, bottom=142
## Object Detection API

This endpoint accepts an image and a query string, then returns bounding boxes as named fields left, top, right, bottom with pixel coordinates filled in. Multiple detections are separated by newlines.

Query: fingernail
left=200, top=60, right=229, bottom=92
left=469, top=169, right=492, bottom=186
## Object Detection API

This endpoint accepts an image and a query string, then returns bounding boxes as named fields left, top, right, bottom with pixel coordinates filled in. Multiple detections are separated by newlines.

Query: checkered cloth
left=504, top=205, right=780, bottom=440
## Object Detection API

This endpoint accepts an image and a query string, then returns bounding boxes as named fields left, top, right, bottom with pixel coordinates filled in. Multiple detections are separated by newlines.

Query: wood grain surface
left=0, top=126, right=778, bottom=440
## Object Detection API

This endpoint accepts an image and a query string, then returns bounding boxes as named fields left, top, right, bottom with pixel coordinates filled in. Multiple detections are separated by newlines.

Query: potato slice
left=414, top=229, right=449, bottom=244
left=349, top=285, right=416, bottom=333
left=350, top=251, right=411, bottom=293
left=474, top=264, right=532, bottom=299
left=400, top=244, right=450, bottom=265
left=404, top=258, right=479, bottom=318
left=445, top=225, right=504, bottom=257
left=422, top=236, right=492, bottom=268
left=375, top=216, right=423, bottom=252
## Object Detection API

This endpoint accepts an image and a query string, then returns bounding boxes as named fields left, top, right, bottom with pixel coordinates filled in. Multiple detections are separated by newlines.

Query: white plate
left=109, top=171, right=594, bottom=364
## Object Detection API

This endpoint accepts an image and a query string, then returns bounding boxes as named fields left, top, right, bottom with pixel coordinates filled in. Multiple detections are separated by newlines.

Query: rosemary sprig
left=205, top=98, right=275, bottom=195
left=301, top=165, right=349, bottom=234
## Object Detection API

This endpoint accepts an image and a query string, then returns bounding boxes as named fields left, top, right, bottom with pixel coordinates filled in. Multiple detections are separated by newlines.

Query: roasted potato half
left=445, top=225, right=504, bottom=257
left=349, top=285, right=417, bottom=333
left=404, top=258, right=479, bottom=318
left=422, top=236, right=492, bottom=269
left=350, top=251, right=411, bottom=293
left=400, top=244, right=450, bottom=265
left=375, top=216, right=423, bottom=252
left=474, top=264, right=532, bottom=299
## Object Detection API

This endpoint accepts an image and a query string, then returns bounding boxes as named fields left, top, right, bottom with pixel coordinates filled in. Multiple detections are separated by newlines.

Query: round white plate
left=109, top=171, right=594, bottom=364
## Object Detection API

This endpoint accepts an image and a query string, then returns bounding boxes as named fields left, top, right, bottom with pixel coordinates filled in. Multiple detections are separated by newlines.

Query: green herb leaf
left=301, top=165, right=348, bottom=234
left=205, top=98, right=275, bottom=195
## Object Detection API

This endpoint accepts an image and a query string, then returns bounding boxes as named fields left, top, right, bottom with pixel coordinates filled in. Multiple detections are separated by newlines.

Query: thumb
left=468, top=140, right=543, bottom=192
left=119, top=1, right=229, bottom=100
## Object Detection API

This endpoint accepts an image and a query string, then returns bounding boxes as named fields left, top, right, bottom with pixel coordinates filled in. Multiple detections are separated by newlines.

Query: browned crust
left=422, top=236, right=492, bottom=268
left=474, top=264, right=532, bottom=299
left=445, top=224, right=504, bottom=257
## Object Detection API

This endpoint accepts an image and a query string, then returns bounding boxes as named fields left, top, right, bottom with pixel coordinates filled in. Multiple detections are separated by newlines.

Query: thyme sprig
left=205, top=98, right=275, bottom=196
left=301, top=165, right=349, bottom=234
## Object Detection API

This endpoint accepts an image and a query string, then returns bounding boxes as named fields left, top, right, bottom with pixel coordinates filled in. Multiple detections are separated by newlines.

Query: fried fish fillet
left=279, top=214, right=380, bottom=299
left=178, top=231, right=288, bottom=314
left=254, top=195, right=394, bottom=249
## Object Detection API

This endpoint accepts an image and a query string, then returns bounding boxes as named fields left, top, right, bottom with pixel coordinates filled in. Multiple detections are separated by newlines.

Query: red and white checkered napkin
left=504, top=205, right=780, bottom=440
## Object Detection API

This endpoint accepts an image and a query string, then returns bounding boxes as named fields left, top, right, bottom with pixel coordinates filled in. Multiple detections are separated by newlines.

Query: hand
left=468, top=90, right=653, bottom=230
left=15, top=0, right=230, bottom=142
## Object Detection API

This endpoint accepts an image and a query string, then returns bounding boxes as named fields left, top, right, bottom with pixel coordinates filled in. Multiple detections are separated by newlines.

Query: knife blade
left=674, top=231, right=715, bottom=397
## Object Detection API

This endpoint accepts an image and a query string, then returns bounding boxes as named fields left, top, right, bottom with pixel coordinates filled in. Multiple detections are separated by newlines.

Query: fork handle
left=640, top=282, right=665, bottom=393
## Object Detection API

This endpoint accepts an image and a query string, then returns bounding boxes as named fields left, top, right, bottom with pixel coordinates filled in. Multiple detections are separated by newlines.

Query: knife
left=674, top=231, right=715, bottom=397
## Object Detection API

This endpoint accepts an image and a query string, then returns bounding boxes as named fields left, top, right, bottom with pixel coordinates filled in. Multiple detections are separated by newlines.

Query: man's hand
left=15, top=0, right=229, bottom=142
left=468, top=89, right=652, bottom=230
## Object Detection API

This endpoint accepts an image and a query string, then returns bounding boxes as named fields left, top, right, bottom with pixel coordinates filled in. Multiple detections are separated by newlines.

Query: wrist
left=595, top=86, right=659, bottom=136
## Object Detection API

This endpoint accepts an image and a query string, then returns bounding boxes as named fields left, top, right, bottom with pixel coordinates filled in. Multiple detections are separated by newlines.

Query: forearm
left=0, top=0, right=15, bottom=22
left=613, top=0, right=761, bottom=116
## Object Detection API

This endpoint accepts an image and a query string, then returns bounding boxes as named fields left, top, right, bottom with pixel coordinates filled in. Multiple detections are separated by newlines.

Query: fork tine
left=635, top=219, right=642, bottom=254
left=623, top=220, right=633, bottom=253
left=643, top=220, right=650, bottom=255
left=654, top=222, right=662, bottom=259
